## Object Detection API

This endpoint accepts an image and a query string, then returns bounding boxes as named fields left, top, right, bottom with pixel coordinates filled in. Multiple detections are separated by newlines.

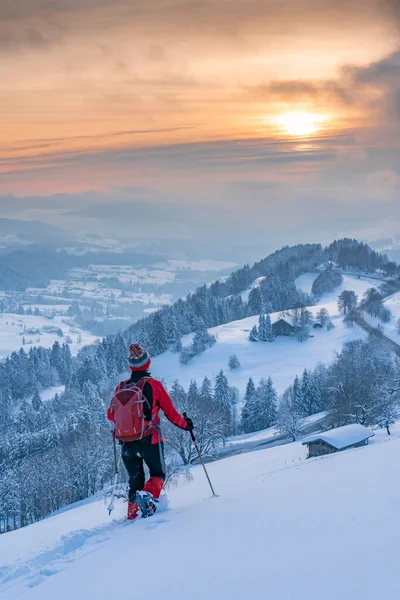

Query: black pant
left=121, top=435, right=165, bottom=502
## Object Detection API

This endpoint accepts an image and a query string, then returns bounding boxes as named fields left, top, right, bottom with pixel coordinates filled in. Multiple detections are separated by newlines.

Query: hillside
left=363, top=290, right=400, bottom=345
left=1, top=424, right=399, bottom=600
left=151, top=273, right=379, bottom=393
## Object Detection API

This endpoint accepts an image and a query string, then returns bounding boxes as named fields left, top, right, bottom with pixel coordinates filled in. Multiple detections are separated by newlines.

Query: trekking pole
left=107, top=432, right=122, bottom=515
left=183, top=413, right=217, bottom=497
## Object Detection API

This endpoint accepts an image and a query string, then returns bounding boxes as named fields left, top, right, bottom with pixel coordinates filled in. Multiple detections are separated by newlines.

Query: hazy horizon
left=1, top=0, right=400, bottom=259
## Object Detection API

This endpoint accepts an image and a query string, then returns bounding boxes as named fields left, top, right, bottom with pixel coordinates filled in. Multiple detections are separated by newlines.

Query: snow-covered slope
left=363, top=290, right=400, bottom=344
left=1, top=424, right=399, bottom=600
left=151, top=274, right=379, bottom=393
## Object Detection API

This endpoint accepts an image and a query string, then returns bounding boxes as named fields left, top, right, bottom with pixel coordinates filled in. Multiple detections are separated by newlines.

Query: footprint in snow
left=145, top=518, right=169, bottom=531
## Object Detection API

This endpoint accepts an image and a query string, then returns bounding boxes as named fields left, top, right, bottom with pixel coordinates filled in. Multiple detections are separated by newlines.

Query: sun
left=274, top=111, right=328, bottom=137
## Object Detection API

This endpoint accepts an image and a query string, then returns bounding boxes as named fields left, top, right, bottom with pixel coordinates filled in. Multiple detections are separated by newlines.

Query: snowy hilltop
left=151, top=272, right=378, bottom=393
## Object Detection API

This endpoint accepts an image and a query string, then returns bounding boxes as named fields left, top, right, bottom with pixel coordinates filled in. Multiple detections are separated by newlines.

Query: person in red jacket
left=107, top=343, right=193, bottom=520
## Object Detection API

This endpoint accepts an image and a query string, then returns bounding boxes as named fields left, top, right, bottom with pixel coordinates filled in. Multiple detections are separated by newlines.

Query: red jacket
left=107, top=376, right=187, bottom=443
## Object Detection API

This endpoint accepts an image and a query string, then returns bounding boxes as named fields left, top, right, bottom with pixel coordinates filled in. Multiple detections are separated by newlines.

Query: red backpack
left=109, top=378, right=154, bottom=442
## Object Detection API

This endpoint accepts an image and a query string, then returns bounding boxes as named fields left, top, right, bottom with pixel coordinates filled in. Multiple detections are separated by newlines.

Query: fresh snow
left=295, top=271, right=319, bottom=295
left=240, top=276, right=267, bottom=302
left=1, top=423, right=399, bottom=599
left=152, top=274, right=380, bottom=393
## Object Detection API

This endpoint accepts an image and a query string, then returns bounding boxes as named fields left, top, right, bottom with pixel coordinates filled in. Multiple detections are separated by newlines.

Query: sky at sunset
left=1, top=0, right=400, bottom=255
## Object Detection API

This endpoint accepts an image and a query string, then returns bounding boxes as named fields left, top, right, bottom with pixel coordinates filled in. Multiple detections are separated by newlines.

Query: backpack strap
left=128, top=377, right=153, bottom=422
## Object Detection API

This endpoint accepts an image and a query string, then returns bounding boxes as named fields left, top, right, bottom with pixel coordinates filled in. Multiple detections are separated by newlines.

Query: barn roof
left=302, top=424, right=374, bottom=451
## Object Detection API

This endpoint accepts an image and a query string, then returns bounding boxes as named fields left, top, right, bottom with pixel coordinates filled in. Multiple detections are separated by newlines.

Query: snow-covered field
left=1, top=423, right=399, bottom=600
left=0, top=313, right=97, bottom=359
left=152, top=274, right=379, bottom=393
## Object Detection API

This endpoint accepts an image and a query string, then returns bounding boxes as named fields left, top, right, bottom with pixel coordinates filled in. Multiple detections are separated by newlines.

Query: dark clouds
left=1, top=0, right=398, bottom=47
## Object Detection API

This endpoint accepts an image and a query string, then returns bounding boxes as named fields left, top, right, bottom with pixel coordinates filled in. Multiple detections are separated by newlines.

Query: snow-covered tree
left=149, top=311, right=168, bottom=355
left=338, top=290, right=358, bottom=314
left=316, top=307, right=330, bottom=326
left=247, top=286, right=264, bottom=316
left=214, top=370, right=232, bottom=435
left=362, top=288, right=384, bottom=318
left=31, top=390, right=43, bottom=412
left=240, top=376, right=275, bottom=434
left=245, top=378, right=256, bottom=403
left=228, top=354, right=241, bottom=370
left=256, top=377, right=277, bottom=429
left=249, top=325, right=259, bottom=342
left=258, top=314, right=273, bottom=342
left=277, top=387, right=303, bottom=441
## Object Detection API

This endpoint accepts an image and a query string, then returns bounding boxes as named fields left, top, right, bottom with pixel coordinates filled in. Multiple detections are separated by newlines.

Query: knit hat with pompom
left=128, top=343, right=151, bottom=371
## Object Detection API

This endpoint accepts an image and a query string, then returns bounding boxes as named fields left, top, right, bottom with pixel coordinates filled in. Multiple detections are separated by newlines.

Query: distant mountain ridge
left=0, top=218, right=69, bottom=247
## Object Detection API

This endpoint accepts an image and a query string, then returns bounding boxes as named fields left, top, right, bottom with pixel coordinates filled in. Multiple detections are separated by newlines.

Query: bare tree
left=277, top=387, right=303, bottom=441
left=316, top=307, right=330, bottom=326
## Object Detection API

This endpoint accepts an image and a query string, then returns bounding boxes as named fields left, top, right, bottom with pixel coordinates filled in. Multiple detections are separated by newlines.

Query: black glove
left=184, top=415, right=194, bottom=432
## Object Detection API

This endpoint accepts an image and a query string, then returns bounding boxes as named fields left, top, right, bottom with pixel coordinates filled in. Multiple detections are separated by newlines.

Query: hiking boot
left=127, top=501, right=140, bottom=520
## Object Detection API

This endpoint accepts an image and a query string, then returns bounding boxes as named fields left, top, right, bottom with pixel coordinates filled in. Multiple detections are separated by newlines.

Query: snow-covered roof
left=273, top=317, right=294, bottom=327
left=302, top=424, right=374, bottom=450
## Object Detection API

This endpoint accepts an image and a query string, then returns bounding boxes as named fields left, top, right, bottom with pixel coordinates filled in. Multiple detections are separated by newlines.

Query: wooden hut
left=272, top=317, right=299, bottom=337
left=302, top=424, right=374, bottom=458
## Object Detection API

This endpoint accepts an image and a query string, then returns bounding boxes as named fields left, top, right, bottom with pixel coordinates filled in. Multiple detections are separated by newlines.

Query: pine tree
left=245, top=377, right=256, bottom=402
left=167, top=314, right=182, bottom=353
left=201, top=376, right=214, bottom=404
left=247, top=287, right=264, bottom=316
left=31, top=390, right=43, bottom=412
left=50, top=341, right=62, bottom=379
left=19, top=399, right=35, bottom=433
left=292, top=375, right=302, bottom=413
left=249, top=325, right=259, bottom=342
left=0, top=388, right=13, bottom=427
left=149, top=312, right=168, bottom=355
left=214, top=370, right=232, bottom=435
left=214, top=370, right=231, bottom=408
left=192, top=326, right=216, bottom=355
left=241, top=377, right=257, bottom=433
left=265, top=314, right=274, bottom=342
left=188, top=380, right=199, bottom=407
left=114, top=333, right=127, bottom=373
left=299, top=369, right=313, bottom=416
left=228, top=354, right=241, bottom=370
left=242, top=377, right=277, bottom=433
left=265, top=377, right=278, bottom=425
left=258, top=315, right=268, bottom=341
left=137, top=325, right=151, bottom=349
left=256, top=377, right=277, bottom=429
left=241, top=391, right=258, bottom=433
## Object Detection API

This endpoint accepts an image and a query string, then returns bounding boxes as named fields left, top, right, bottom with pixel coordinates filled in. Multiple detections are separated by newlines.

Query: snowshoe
left=135, top=491, right=159, bottom=518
